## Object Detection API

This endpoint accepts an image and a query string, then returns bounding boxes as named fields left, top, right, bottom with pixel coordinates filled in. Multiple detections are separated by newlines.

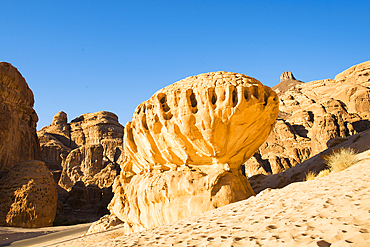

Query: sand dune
left=41, top=150, right=370, bottom=247
left=2, top=151, right=369, bottom=246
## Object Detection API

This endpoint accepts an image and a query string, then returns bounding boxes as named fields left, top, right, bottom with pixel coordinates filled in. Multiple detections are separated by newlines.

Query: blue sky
left=1, top=1, right=369, bottom=129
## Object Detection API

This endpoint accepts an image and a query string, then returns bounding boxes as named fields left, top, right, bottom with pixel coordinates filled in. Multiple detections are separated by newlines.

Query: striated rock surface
left=54, top=181, right=113, bottom=226
left=38, top=111, right=124, bottom=225
left=107, top=71, right=279, bottom=233
left=0, top=62, right=41, bottom=171
left=245, top=60, right=370, bottom=177
left=38, top=111, right=124, bottom=191
left=0, top=160, right=57, bottom=227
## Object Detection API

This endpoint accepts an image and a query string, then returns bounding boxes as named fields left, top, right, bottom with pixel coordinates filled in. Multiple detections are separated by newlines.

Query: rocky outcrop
left=249, top=125, right=370, bottom=194
left=245, top=60, right=370, bottom=177
left=107, top=71, right=279, bottom=233
left=280, top=71, right=296, bottom=81
left=0, top=62, right=41, bottom=171
left=0, top=63, right=56, bottom=228
left=273, top=71, right=304, bottom=96
left=38, top=111, right=124, bottom=225
left=0, top=160, right=57, bottom=227
left=38, top=111, right=124, bottom=191
left=54, top=181, right=113, bottom=226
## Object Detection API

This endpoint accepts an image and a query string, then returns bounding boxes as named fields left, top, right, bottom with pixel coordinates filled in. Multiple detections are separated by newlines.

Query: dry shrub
left=316, top=169, right=330, bottom=178
left=305, top=171, right=317, bottom=181
left=322, top=147, right=358, bottom=173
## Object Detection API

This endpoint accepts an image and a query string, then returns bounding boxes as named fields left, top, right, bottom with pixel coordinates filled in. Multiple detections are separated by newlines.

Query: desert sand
left=2, top=149, right=367, bottom=246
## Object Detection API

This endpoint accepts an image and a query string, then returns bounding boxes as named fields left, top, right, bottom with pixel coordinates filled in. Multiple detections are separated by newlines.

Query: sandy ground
left=2, top=151, right=370, bottom=246
left=0, top=223, right=91, bottom=247
left=41, top=150, right=370, bottom=247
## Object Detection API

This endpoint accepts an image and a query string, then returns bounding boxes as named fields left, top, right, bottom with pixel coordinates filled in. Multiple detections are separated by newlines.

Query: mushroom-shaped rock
left=108, top=71, right=279, bottom=233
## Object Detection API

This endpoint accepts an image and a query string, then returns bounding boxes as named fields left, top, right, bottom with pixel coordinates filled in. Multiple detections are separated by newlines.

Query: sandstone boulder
left=107, top=71, right=279, bottom=233
left=0, top=160, right=57, bottom=227
left=0, top=62, right=41, bottom=171
left=245, top=60, right=370, bottom=177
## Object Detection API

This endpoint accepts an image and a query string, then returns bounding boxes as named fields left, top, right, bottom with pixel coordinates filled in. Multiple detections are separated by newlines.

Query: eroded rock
left=38, top=111, right=124, bottom=191
left=38, top=111, right=124, bottom=225
left=245, top=60, right=370, bottom=177
left=0, top=160, right=57, bottom=227
left=0, top=62, right=41, bottom=171
left=107, top=71, right=279, bottom=233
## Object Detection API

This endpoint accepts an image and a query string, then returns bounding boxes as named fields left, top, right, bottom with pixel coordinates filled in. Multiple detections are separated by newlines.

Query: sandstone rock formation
left=0, top=160, right=57, bottom=227
left=0, top=62, right=57, bottom=228
left=0, top=62, right=41, bottom=171
left=107, top=71, right=279, bottom=233
left=38, top=111, right=124, bottom=224
left=273, top=71, right=304, bottom=96
left=244, top=60, right=370, bottom=177
left=249, top=124, right=370, bottom=194
left=38, top=111, right=124, bottom=191
left=54, top=181, right=113, bottom=226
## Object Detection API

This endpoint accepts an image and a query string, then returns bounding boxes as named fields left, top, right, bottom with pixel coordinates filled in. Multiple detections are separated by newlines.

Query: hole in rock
left=190, top=92, right=197, bottom=107
left=232, top=88, right=238, bottom=107
left=263, top=92, right=268, bottom=106
left=211, top=93, right=217, bottom=105
left=158, top=93, right=170, bottom=112
left=208, top=88, right=217, bottom=105
left=158, top=93, right=166, bottom=104
left=244, top=88, right=249, bottom=100
left=252, top=85, right=259, bottom=99
left=141, top=115, right=148, bottom=130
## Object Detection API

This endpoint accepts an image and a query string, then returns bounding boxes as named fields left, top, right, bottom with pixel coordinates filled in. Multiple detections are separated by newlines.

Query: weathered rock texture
left=245, top=61, right=370, bottom=177
left=0, top=160, right=57, bottom=227
left=38, top=111, right=124, bottom=224
left=108, top=71, right=279, bottom=233
left=0, top=62, right=56, bottom=228
left=38, top=111, right=124, bottom=191
left=54, top=181, right=113, bottom=226
left=0, top=62, right=41, bottom=171
left=273, top=71, right=304, bottom=96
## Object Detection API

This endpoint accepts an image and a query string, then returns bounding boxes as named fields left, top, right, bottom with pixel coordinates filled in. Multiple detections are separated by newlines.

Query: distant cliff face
left=244, top=61, right=370, bottom=177
left=0, top=62, right=41, bottom=171
left=38, top=111, right=125, bottom=191
left=38, top=111, right=124, bottom=225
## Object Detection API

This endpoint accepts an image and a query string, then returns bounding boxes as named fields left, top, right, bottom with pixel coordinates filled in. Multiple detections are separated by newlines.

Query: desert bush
left=322, top=147, right=358, bottom=173
left=305, top=148, right=358, bottom=181
left=305, top=171, right=317, bottom=181
left=316, top=169, right=330, bottom=178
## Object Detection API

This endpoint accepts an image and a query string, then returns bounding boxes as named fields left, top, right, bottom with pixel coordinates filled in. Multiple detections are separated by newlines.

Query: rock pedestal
left=107, top=71, right=279, bottom=233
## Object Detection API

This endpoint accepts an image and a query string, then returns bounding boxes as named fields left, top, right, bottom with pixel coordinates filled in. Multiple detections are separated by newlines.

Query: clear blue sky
left=1, top=1, right=369, bottom=129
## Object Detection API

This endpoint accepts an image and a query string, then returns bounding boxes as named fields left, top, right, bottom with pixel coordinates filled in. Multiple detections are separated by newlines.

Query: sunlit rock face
left=245, top=60, right=370, bottom=178
left=0, top=62, right=41, bottom=171
left=108, top=71, right=279, bottom=233
left=38, top=111, right=124, bottom=191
